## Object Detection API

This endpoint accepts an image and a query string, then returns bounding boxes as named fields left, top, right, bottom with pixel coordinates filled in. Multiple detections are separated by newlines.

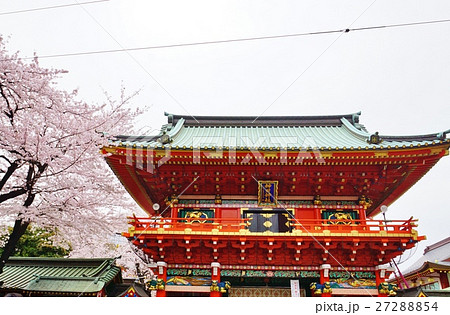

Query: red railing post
left=210, top=263, right=222, bottom=297
left=156, top=261, right=167, bottom=297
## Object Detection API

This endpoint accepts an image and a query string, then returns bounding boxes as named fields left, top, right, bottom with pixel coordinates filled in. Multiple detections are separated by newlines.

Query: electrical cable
left=3, top=17, right=450, bottom=62
left=0, top=0, right=109, bottom=16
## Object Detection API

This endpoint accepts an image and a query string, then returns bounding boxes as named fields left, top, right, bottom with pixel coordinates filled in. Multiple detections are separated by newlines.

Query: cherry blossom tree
left=0, top=225, right=71, bottom=257
left=0, top=36, right=146, bottom=275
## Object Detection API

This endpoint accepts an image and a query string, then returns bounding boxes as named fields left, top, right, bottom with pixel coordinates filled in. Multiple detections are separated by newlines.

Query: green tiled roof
left=25, top=276, right=106, bottom=293
left=111, top=112, right=450, bottom=150
left=0, top=257, right=121, bottom=294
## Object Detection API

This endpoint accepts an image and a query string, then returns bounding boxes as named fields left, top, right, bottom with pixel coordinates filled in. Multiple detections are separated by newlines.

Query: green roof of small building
left=111, top=112, right=450, bottom=150
left=398, top=287, right=450, bottom=297
left=0, top=257, right=121, bottom=294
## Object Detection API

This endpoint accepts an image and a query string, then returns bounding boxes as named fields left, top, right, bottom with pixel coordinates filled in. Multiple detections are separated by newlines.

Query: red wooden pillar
left=156, top=261, right=167, bottom=297
left=210, top=262, right=221, bottom=297
left=375, top=266, right=388, bottom=297
left=314, top=207, right=321, bottom=225
left=359, top=205, right=367, bottom=221
left=320, top=264, right=332, bottom=297
left=439, top=271, right=449, bottom=289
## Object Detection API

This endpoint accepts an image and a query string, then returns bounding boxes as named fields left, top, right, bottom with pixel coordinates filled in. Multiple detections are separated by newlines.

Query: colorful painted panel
left=220, top=269, right=320, bottom=278
left=177, top=208, right=214, bottom=223
left=321, top=210, right=359, bottom=225
left=329, top=278, right=376, bottom=289
left=329, top=271, right=376, bottom=290
left=257, top=180, right=278, bottom=206
left=166, top=276, right=211, bottom=286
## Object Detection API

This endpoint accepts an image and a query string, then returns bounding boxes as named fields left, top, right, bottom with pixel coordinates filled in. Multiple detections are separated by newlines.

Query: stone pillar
left=210, top=262, right=221, bottom=297
left=320, top=264, right=332, bottom=297
left=375, top=265, right=388, bottom=297
left=156, top=261, right=167, bottom=297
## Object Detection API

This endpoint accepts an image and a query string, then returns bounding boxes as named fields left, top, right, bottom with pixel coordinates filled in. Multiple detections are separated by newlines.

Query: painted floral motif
left=167, top=268, right=211, bottom=276
left=192, top=269, right=212, bottom=276
left=245, top=270, right=266, bottom=277
left=299, top=271, right=320, bottom=278
left=167, top=269, right=188, bottom=276
left=221, top=270, right=241, bottom=277
left=329, top=271, right=375, bottom=279
left=273, top=270, right=296, bottom=278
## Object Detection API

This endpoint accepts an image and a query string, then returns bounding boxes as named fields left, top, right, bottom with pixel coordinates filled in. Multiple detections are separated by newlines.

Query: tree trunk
left=0, top=218, right=30, bottom=276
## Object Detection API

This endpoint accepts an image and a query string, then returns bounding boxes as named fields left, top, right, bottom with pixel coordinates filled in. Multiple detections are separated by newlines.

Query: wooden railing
left=128, top=216, right=418, bottom=235
left=128, top=217, right=249, bottom=232
left=288, top=217, right=417, bottom=234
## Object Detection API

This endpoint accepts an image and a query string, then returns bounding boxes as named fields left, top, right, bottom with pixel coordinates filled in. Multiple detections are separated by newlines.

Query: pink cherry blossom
left=0, top=36, right=148, bottom=276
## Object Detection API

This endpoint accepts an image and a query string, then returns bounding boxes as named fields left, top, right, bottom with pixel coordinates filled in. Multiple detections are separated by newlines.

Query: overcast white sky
left=1, top=0, right=449, bottom=271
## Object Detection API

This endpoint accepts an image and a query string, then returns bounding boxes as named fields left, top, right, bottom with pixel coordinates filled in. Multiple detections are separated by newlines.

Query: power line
left=75, top=1, right=200, bottom=123
left=0, top=0, right=109, bottom=16
left=252, top=0, right=379, bottom=123
left=3, top=17, right=450, bottom=62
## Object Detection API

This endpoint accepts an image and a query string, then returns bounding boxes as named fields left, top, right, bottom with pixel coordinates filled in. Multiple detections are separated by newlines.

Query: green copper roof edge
left=166, top=117, right=185, bottom=137
left=81, top=259, right=113, bottom=277
left=0, top=259, right=121, bottom=292
left=40, top=266, right=120, bottom=284
left=107, top=113, right=450, bottom=149
left=110, top=141, right=449, bottom=151
left=341, top=116, right=450, bottom=142
left=165, top=111, right=362, bottom=126
left=381, top=130, right=450, bottom=141
left=341, top=117, right=370, bottom=139
left=29, top=276, right=104, bottom=281
left=25, top=279, right=106, bottom=293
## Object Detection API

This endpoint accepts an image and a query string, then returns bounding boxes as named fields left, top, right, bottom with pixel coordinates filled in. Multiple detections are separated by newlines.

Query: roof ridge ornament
left=368, top=132, right=382, bottom=145
left=158, top=132, right=172, bottom=145
left=437, top=129, right=450, bottom=140
left=351, top=112, right=368, bottom=131
left=352, top=111, right=361, bottom=125
left=164, top=112, right=174, bottom=124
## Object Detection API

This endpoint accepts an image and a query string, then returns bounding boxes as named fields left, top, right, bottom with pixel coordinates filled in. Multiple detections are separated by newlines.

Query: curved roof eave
left=340, top=117, right=370, bottom=140
left=165, top=111, right=362, bottom=127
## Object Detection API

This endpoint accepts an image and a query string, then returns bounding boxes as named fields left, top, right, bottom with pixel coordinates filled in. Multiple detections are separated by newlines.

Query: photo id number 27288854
left=375, top=301, right=438, bottom=312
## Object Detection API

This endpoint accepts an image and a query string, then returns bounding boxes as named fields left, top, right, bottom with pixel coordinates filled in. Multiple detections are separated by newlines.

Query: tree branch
left=0, top=188, right=27, bottom=203
left=0, top=160, right=19, bottom=191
